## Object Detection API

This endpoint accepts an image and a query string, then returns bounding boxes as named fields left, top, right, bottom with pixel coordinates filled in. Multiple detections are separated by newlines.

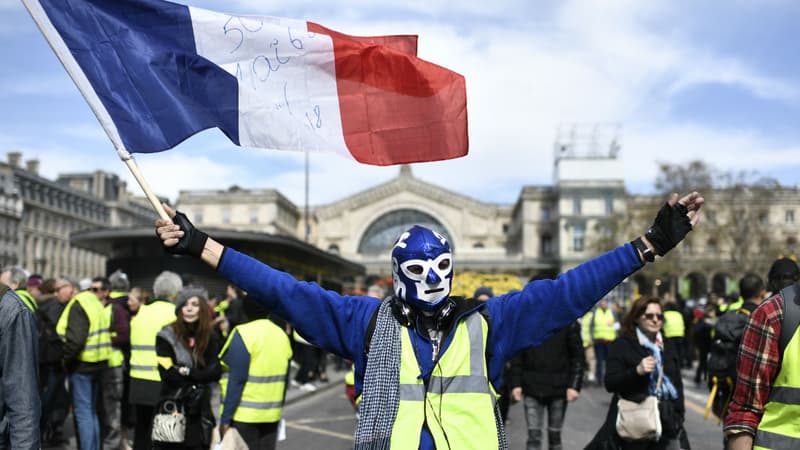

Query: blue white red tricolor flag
left=22, top=0, right=468, bottom=165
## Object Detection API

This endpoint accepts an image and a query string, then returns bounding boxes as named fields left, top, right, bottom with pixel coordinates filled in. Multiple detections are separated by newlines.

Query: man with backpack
left=706, top=274, right=765, bottom=423
left=725, top=258, right=800, bottom=449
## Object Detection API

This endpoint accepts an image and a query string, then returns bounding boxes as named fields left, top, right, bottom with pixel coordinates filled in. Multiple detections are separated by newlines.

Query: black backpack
left=37, top=301, right=65, bottom=365
left=705, top=304, right=754, bottom=420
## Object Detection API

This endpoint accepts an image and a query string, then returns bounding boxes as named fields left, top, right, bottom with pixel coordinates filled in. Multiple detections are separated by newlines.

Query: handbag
left=151, top=398, right=187, bottom=443
left=616, top=366, right=663, bottom=441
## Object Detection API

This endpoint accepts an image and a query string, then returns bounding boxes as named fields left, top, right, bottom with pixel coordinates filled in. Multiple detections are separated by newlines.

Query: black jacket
left=509, top=321, right=584, bottom=397
left=585, top=333, right=686, bottom=450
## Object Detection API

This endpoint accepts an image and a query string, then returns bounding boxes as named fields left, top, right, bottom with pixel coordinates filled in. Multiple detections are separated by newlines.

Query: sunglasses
left=643, top=313, right=664, bottom=321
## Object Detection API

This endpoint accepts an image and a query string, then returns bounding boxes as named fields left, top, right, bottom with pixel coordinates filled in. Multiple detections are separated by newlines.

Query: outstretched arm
left=154, top=203, right=378, bottom=360
left=487, top=191, right=704, bottom=364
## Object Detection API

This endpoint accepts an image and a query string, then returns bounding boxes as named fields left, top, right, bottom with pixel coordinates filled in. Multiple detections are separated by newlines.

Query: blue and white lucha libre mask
left=391, top=225, right=453, bottom=310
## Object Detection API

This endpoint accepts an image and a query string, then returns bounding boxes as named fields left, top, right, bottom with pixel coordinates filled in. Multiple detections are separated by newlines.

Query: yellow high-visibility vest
left=592, top=308, right=617, bottom=342
left=105, top=303, right=124, bottom=368
left=663, top=310, right=685, bottom=338
left=390, top=313, right=500, bottom=450
left=219, top=319, right=293, bottom=423
left=129, top=300, right=175, bottom=381
left=16, top=289, right=37, bottom=312
left=56, top=291, right=111, bottom=363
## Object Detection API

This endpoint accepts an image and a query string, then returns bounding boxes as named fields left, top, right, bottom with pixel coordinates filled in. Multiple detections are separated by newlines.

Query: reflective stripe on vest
left=663, top=310, right=685, bottom=338
left=592, top=308, right=617, bottom=341
left=129, top=300, right=175, bottom=381
left=219, top=319, right=292, bottom=423
left=754, top=291, right=800, bottom=449
left=391, top=312, right=500, bottom=450
left=56, top=291, right=111, bottom=363
left=16, top=289, right=37, bottom=312
left=104, top=303, right=124, bottom=368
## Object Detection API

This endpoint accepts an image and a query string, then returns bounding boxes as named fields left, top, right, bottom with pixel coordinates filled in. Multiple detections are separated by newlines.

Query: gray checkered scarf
left=354, top=298, right=400, bottom=450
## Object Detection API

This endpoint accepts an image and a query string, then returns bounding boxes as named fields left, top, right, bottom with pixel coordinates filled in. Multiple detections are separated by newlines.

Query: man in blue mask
left=156, top=192, right=703, bottom=450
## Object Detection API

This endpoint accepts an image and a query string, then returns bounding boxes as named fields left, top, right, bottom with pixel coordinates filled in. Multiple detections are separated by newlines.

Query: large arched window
left=358, top=209, right=449, bottom=255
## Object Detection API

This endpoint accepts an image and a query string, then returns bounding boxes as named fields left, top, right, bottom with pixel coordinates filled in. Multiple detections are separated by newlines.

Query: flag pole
left=121, top=154, right=171, bottom=222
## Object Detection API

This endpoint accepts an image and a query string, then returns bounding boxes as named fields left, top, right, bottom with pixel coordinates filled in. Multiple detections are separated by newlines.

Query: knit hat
left=27, top=275, right=43, bottom=290
left=174, top=287, right=208, bottom=314
left=473, top=286, right=494, bottom=299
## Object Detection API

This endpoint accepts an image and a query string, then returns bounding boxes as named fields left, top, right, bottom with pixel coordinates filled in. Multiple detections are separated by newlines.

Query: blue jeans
left=70, top=372, right=101, bottom=450
left=594, top=341, right=610, bottom=384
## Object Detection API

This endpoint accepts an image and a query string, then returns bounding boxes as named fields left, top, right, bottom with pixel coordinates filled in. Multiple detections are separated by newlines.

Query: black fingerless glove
left=165, top=211, right=208, bottom=258
left=645, top=201, right=692, bottom=256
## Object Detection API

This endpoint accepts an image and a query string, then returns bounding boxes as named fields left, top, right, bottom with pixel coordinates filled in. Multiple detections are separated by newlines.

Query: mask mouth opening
left=424, top=288, right=445, bottom=295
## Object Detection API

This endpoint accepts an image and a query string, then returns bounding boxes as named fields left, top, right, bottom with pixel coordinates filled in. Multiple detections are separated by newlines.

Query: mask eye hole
left=438, top=259, right=451, bottom=271
left=407, top=264, right=424, bottom=275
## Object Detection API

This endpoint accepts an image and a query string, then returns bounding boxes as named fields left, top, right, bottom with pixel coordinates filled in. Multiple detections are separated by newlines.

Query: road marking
left=684, top=397, right=708, bottom=416
left=285, top=421, right=354, bottom=441
left=292, top=414, right=356, bottom=424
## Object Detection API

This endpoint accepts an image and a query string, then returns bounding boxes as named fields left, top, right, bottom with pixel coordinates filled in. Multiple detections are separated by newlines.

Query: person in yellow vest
left=590, top=297, right=618, bottom=384
left=0, top=266, right=37, bottom=312
left=128, top=271, right=182, bottom=450
left=581, top=310, right=597, bottom=384
left=91, top=275, right=128, bottom=450
left=725, top=258, right=800, bottom=450
left=218, top=296, right=292, bottom=449
left=155, top=287, right=221, bottom=449
left=662, top=301, right=686, bottom=372
left=156, top=192, right=704, bottom=449
left=107, top=269, right=134, bottom=450
left=57, top=282, right=112, bottom=450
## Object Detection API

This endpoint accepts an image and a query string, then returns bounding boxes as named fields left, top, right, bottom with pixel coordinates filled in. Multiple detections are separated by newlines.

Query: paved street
left=44, top=365, right=725, bottom=449
left=278, top=369, right=725, bottom=450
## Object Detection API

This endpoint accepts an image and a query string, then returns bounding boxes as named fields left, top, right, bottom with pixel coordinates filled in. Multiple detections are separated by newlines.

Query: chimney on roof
left=25, top=159, right=39, bottom=175
left=7, top=152, right=21, bottom=168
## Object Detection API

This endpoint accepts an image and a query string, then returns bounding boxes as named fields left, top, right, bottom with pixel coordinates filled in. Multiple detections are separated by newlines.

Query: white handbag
left=616, top=367, right=662, bottom=441
left=151, top=399, right=186, bottom=443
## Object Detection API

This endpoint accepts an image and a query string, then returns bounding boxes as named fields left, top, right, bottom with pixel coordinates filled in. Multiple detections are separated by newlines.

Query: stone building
left=2, top=152, right=156, bottom=279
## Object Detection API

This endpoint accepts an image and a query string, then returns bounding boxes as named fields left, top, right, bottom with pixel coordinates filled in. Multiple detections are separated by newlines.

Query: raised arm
left=487, top=192, right=703, bottom=361
left=155, top=204, right=377, bottom=359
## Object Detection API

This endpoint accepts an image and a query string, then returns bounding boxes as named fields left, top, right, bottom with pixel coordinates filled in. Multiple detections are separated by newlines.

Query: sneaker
left=290, top=379, right=301, bottom=389
left=300, top=383, right=318, bottom=392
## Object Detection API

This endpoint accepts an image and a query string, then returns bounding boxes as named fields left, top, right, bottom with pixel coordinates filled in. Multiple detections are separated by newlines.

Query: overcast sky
left=1, top=0, right=798, bottom=208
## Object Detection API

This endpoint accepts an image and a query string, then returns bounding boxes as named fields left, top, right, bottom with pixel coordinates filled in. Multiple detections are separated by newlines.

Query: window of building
left=787, top=210, right=795, bottom=225
left=759, top=211, right=769, bottom=225
left=473, top=242, right=485, bottom=248
left=250, top=207, right=259, bottom=224
left=194, top=209, right=203, bottom=224
left=327, top=244, right=340, bottom=255
left=573, top=224, right=585, bottom=252
left=358, top=209, right=448, bottom=255
left=541, top=207, right=551, bottom=221
left=573, top=198, right=582, bottom=215
left=707, top=238, right=718, bottom=252
left=222, top=207, right=231, bottom=225
left=541, top=235, right=553, bottom=256
left=605, top=196, right=614, bottom=215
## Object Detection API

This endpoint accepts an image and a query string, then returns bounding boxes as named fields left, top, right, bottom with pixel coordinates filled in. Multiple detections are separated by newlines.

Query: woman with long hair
left=153, top=287, right=221, bottom=450
left=585, top=296, right=688, bottom=450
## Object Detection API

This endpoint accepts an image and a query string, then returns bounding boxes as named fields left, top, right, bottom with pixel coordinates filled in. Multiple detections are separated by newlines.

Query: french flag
left=23, top=0, right=468, bottom=166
